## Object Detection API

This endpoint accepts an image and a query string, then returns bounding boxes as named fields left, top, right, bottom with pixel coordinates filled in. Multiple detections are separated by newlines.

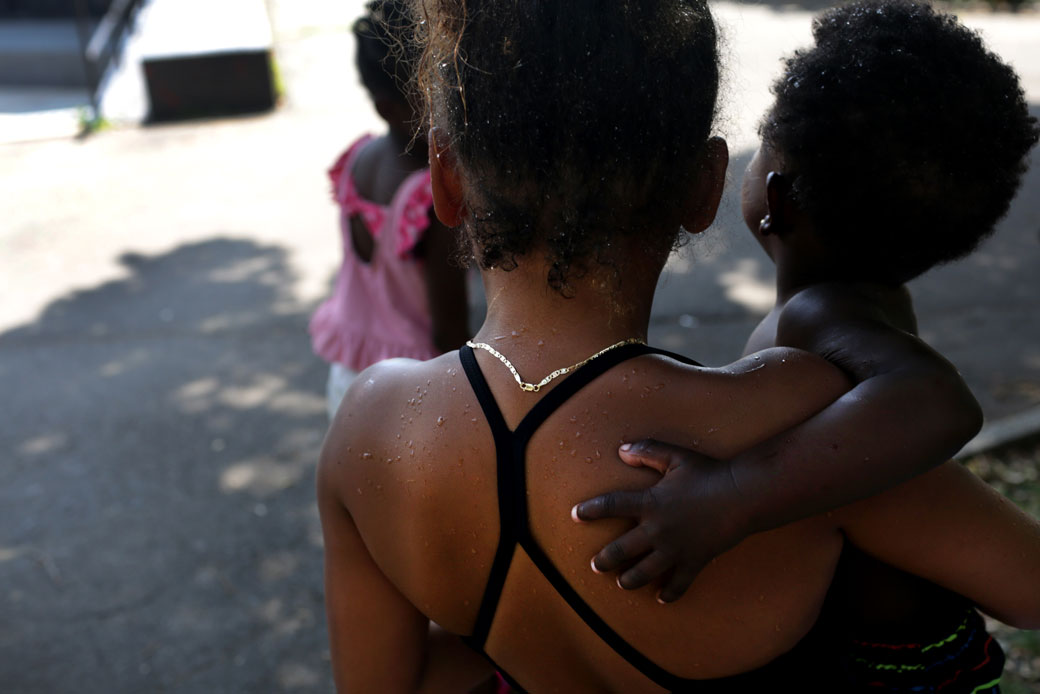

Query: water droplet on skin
left=437, top=416, right=446, bottom=426
left=584, top=457, right=593, bottom=464
left=574, top=431, right=582, bottom=439
left=594, top=450, right=602, bottom=459
left=356, top=487, right=363, bottom=495
left=361, top=452, right=372, bottom=459
left=570, top=450, right=577, bottom=457
left=537, top=340, right=544, bottom=347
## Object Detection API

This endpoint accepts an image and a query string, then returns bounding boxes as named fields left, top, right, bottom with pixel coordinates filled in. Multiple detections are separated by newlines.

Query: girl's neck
left=474, top=252, right=660, bottom=369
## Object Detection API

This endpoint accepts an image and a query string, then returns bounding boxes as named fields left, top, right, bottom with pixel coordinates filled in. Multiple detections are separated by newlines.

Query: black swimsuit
left=458, top=343, right=834, bottom=693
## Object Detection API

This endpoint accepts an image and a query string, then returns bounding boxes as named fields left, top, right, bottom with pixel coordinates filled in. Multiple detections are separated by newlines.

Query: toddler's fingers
left=618, top=439, right=694, bottom=474
left=573, top=488, right=648, bottom=522
left=618, top=550, right=673, bottom=591
left=591, top=527, right=651, bottom=574
left=657, top=562, right=705, bottom=604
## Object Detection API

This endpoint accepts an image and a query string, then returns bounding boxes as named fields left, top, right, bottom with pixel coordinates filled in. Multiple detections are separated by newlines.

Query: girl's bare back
left=323, top=345, right=850, bottom=691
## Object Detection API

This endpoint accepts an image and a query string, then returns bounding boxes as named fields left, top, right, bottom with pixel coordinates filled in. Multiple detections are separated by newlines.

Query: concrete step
left=0, top=20, right=91, bottom=87
left=0, top=86, right=86, bottom=143
left=0, top=0, right=109, bottom=18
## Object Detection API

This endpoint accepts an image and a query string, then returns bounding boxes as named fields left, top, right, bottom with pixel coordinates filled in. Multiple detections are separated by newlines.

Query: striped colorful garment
left=841, top=607, right=1005, bottom=693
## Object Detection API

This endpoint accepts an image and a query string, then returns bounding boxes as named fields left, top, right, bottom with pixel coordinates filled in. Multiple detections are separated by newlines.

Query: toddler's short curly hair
left=416, top=0, right=721, bottom=293
left=762, top=0, right=1038, bottom=284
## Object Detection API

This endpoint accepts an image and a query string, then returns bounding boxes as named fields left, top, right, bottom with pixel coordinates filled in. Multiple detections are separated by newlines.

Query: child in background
left=310, top=0, right=468, bottom=420
left=575, top=1, right=1038, bottom=689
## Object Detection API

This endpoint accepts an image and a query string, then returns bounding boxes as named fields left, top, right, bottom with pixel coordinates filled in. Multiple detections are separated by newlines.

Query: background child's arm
left=421, top=214, right=469, bottom=353
left=575, top=284, right=982, bottom=602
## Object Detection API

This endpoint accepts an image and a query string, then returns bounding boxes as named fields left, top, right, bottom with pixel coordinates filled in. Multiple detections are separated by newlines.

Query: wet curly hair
left=762, top=0, right=1039, bottom=285
left=354, top=0, right=420, bottom=101
left=416, top=0, right=720, bottom=293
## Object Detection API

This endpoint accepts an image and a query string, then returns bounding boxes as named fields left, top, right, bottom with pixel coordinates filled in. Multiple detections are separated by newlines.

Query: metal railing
left=72, top=0, right=144, bottom=120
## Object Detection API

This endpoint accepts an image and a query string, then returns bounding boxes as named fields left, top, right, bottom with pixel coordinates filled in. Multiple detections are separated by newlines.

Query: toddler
left=310, top=0, right=468, bottom=419
left=576, top=1, right=1038, bottom=689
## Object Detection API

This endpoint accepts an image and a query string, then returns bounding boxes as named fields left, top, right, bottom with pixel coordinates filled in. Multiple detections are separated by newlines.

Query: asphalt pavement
left=1, top=1, right=1038, bottom=692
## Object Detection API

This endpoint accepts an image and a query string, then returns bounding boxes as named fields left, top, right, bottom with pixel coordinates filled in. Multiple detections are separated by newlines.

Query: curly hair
left=761, top=0, right=1039, bottom=285
left=353, top=0, right=420, bottom=101
left=415, top=0, right=720, bottom=293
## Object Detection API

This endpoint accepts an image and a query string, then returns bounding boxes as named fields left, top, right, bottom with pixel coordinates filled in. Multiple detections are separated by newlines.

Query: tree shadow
left=0, top=238, right=333, bottom=693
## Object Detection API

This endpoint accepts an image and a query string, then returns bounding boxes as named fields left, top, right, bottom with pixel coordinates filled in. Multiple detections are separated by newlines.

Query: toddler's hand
left=571, top=439, right=750, bottom=603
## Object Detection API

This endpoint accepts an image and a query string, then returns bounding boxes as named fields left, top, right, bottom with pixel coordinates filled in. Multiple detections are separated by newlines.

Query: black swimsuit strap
left=459, top=344, right=696, bottom=650
left=459, top=344, right=522, bottom=650
left=458, top=344, right=829, bottom=692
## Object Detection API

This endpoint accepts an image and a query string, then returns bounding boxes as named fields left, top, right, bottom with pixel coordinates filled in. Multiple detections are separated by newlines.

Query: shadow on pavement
left=0, top=238, right=332, bottom=693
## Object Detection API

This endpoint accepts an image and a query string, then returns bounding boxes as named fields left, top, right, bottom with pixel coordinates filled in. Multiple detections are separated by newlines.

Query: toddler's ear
left=682, top=137, right=728, bottom=235
left=763, top=171, right=796, bottom=236
left=429, top=128, right=467, bottom=228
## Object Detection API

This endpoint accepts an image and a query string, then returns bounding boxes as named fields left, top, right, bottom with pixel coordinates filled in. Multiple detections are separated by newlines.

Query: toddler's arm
left=575, top=283, right=982, bottom=602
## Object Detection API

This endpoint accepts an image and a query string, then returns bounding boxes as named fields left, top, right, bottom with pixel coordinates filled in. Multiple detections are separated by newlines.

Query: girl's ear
left=761, top=171, right=794, bottom=236
left=682, top=137, right=728, bottom=234
left=428, top=127, right=467, bottom=228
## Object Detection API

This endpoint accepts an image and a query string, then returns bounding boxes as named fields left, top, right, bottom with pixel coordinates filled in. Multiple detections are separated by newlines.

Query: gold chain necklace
left=465, top=338, right=645, bottom=392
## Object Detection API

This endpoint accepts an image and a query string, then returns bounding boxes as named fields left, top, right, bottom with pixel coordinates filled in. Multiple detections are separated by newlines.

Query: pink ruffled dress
left=309, top=135, right=439, bottom=373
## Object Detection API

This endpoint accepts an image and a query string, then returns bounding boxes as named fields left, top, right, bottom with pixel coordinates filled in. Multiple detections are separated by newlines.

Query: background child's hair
left=416, top=0, right=720, bottom=294
left=353, top=0, right=420, bottom=101
left=762, top=0, right=1039, bottom=285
